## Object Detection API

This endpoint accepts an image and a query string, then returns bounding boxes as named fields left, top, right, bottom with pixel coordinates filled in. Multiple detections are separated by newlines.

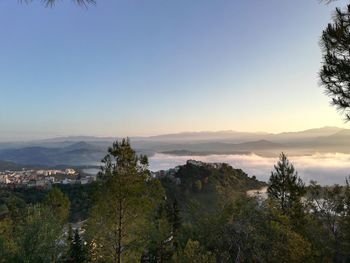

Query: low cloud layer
left=149, top=153, right=350, bottom=185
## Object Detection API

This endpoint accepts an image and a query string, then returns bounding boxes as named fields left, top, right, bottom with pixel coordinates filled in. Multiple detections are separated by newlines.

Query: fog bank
left=149, top=153, right=350, bottom=185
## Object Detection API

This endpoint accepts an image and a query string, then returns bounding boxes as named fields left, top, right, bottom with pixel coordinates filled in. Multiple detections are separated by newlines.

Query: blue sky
left=0, top=0, right=348, bottom=140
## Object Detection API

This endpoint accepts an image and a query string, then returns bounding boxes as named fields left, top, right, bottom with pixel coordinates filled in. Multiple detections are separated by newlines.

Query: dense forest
left=1, top=1, right=350, bottom=262
left=0, top=139, right=349, bottom=263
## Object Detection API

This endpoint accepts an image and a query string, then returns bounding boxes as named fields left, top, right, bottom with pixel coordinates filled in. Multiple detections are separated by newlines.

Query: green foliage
left=44, top=187, right=70, bottom=223
left=320, top=3, right=350, bottom=120
left=166, top=199, right=182, bottom=247
left=14, top=204, right=66, bottom=263
left=160, top=161, right=265, bottom=220
left=0, top=188, right=70, bottom=263
left=343, top=179, right=350, bottom=258
left=306, top=180, right=350, bottom=262
left=193, top=197, right=311, bottom=262
left=141, top=202, right=173, bottom=262
left=0, top=190, right=27, bottom=222
left=1, top=184, right=94, bottom=223
left=0, top=204, right=9, bottom=217
left=86, top=139, right=164, bottom=263
left=0, top=218, right=18, bottom=262
left=58, top=184, right=96, bottom=222
left=172, top=239, right=215, bottom=263
left=268, top=152, right=305, bottom=215
left=1, top=142, right=350, bottom=262
left=66, top=229, right=87, bottom=263
left=193, top=179, right=202, bottom=192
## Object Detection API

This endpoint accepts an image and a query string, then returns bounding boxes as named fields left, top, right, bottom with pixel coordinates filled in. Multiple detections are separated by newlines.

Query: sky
left=0, top=0, right=349, bottom=141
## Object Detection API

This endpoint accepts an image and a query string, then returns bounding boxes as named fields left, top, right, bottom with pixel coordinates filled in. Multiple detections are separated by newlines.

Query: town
left=0, top=168, right=97, bottom=189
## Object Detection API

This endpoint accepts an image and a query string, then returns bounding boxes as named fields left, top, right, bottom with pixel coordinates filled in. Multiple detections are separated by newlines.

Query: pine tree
left=267, top=153, right=305, bottom=215
left=172, top=199, right=181, bottom=235
left=86, top=138, right=163, bottom=263
left=142, top=203, right=173, bottom=263
left=167, top=199, right=181, bottom=251
left=68, top=229, right=86, bottom=263
left=342, top=178, right=350, bottom=260
left=320, top=4, right=350, bottom=120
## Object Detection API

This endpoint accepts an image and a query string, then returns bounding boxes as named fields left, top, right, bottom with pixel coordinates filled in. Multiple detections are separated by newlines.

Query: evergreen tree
left=167, top=199, right=181, bottom=250
left=307, top=179, right=350, bottom=262
left=320, top=3, right=350, bottom=120
left=268, top=153, right=305, bottom=215
left=172, top=239, right=215, bottom=263
left=342, top=178, right=350, bottom=261
left=15, top=204, right=65, bottom=263
left=141, top=203, right=173, bottom=263
left=86, top=138, right=163, bottom=263
left=67, top=229, right=86, bottom=263
left=44, top=187, right=70, bottom=224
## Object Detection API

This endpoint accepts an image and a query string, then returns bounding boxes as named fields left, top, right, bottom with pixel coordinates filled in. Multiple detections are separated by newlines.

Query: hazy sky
left=0, top=0, right=349, bottom=140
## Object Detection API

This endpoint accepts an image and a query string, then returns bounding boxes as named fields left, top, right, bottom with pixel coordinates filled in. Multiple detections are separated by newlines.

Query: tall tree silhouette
left=86, top=139, right=163, bottom=263
left=320, top=4, right=350, bottom=120
left=67, top=229, right=86, bottom=263
left=268, top=153, right=305, bottom=215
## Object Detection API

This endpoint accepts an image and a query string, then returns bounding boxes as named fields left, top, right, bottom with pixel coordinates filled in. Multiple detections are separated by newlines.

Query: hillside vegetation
left=0, top=140, right=349, bottom=263
left=160, top=160, right=265, bottom=217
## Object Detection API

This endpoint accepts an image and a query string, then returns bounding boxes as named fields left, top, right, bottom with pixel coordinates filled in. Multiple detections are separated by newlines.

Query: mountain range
left=0, top=126, right=349, bottom=167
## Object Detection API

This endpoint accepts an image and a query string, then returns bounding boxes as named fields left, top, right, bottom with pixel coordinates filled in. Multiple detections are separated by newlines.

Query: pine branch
left=19, top=0, right=96, bottom=7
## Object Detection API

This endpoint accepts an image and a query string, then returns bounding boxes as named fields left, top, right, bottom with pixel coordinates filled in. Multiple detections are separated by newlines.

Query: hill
left=146, top=130, right=269, bottom=143
left=1, top=126, right=350, bottom=166
left=159, top=160, right=266, bottom=219
left=0, top=160, right=40, bottom=171
left=270, top=126, right=343, bottom=142
left=0, top=143, right=106, bottom=166
left=160, top=140, right=283, bottom=156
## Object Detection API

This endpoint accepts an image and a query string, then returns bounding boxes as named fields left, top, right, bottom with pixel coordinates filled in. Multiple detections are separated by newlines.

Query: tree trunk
left=117, top=199, right=123, bottom=263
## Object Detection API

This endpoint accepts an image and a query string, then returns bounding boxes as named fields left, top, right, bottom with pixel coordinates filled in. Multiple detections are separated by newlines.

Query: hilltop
left=158, top=160, right=266, bottom=218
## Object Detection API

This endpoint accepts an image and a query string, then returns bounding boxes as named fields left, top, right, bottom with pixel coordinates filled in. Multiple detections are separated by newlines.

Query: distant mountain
left=296, top=129, right=350, bottom=152
left=161, top=140, right=284, bottom=156
left=1, top=127, right=350, bottom=166
left=146, top=131, right=271, bottom=144
left=7, top=126, right=344, bottom=145
left=63, top=141, right=102, bottom=151
left=143, top=127, right=350, bottom=156
left=234, top=140, right=283, bottom=150
left=327, top=129, right=350, bottom=139
left=35, top=136, right=116, bottom=143
left=270, top=126, right=344, bottom=143
left=0, top=147, right=55, bottom=165
left=140, top=127, right=344, bottom=143
left=0, top=160, right=41, bottom=171
left=0, top=142, right=105, bottom=166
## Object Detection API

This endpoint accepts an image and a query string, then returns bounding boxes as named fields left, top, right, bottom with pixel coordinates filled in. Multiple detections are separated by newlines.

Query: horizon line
left=0, top=125, right=346, bottom=143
